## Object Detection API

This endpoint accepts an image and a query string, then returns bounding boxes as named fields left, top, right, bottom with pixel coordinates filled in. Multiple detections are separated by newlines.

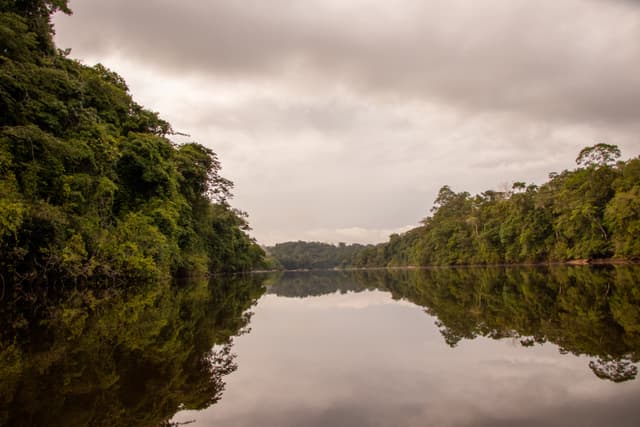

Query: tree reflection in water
left=2, top=266, right=638, bottom=427
left=0, top=275, right=266, bottom=427
left=270, top=266, right=640, bottom=383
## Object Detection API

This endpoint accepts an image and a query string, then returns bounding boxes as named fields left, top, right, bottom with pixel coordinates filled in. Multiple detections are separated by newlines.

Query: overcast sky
left=53, top=0, right=640, bottom=245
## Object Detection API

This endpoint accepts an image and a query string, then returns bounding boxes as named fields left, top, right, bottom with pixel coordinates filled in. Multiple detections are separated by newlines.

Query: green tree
left=576, top=143, right=621, bottom=168
left=0, top=0, right=265, bottom=286
left=346, top=144, right=637, bottom=268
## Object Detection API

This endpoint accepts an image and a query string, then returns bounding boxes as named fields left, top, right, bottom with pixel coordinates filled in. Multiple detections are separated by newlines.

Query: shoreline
left=256, top=258, right=640, bottom=273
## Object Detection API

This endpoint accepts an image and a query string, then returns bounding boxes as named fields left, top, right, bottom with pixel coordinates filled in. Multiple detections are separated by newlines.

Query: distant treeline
left=0, top=1, right=264, bottom=288
left=265, top=241, right=367, bottom=270
left=270, top=144, right=640, bottom=269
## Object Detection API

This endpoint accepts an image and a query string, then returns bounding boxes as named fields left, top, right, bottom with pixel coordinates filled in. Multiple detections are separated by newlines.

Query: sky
left=53, top=0, right=640, bottom=245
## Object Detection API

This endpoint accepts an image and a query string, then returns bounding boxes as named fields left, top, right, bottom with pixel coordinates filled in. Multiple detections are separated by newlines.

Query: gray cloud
left=53, top=0, right=640, bottom=244
left=56, top=0, right=640, bottom=126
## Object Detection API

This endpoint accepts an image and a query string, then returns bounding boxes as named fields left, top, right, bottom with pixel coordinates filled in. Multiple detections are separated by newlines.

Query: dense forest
left=270, top=144, right=640, bottom=269
left=0, top=1, right=264, bottom=288
left=351, top=144, right=640, bottom=267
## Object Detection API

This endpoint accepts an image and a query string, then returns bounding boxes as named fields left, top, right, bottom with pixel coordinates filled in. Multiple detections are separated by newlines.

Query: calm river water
left=2, top=266, right=640, bottom=426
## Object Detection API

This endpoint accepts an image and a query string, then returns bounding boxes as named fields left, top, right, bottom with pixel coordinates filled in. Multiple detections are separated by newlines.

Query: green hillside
left=0, top=1, right=264, bottom=288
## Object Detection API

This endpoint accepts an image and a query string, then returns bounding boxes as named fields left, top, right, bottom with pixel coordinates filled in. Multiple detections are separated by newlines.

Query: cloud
left=269, top=225, right=417, bottom=246
left=56, top=0, right=640, bottom=125
left=264, top=290, right=417, bottom=309
left=53, top=0, right=640, bottom=244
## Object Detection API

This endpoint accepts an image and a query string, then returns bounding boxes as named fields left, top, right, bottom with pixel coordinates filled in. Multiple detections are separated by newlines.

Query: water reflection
left=3, top=267, right=640, bottom=427
left=0, top=275, right=266, bottom=427
left=266, top=270, right=374, bottom=297
left=271, top=266, right=640, bottom=382
left=172, top=266, right=640, bottom=427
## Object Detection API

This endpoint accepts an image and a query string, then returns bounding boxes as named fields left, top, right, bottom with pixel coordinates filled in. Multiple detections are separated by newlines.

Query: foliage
left=348, top=144, right=639, bottom=267
left=266, top=270, right=373, bottom=297
left=0, top=3, right=264, bottom=287
left=0, top=274, right=267, bottom=427
left=266, top=241, right=368, bottom=270
left=576, top=143, right=621, bottom=168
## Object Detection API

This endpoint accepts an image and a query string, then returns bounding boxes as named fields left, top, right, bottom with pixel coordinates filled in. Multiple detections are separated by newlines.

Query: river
left=2, top=266, right=640, bottom=426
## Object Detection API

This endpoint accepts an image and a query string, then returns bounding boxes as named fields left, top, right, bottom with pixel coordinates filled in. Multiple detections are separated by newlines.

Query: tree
left=346, top=144, right=637, bottom=267
left=0, top=1, right=266, bottom=285
left=576, top=143, right=621, bottom=168
left=431, top=185, right=456, bottom=211
left=1, top=0, right=72, bottom=54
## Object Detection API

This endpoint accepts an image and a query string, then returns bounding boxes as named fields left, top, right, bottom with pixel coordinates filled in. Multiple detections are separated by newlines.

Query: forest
left=270, top=144, right=640, bottom=269
left=351, top=143, right=640, bottom=267
left=0, top=1, right=265, bottom=289
left=3, top=1, right=639, bottom=283
left=265, top=241, right=366, bottom=270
